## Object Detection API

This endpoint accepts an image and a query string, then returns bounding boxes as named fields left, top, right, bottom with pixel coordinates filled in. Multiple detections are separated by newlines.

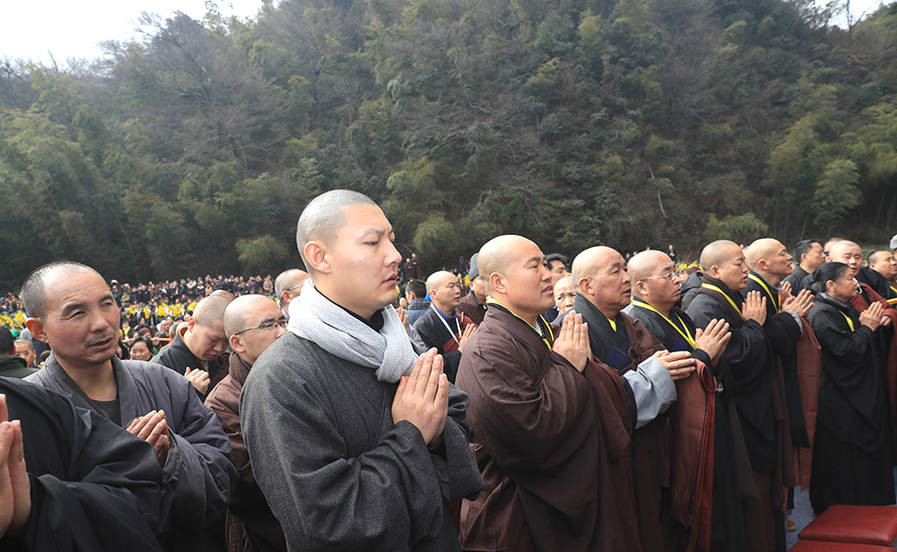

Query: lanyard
left=631, top=300, right=695, bottom=349
left=840, top=311, right=855, bottom=332
left=486, top=297, right=554, bottom=350
left=607, top=317, right=617, bottom=332
left=701, top=283, right=743, bottom=319
left=748, top=273, right=780, bottom=313
left=430, top=303, right=461, bottom=345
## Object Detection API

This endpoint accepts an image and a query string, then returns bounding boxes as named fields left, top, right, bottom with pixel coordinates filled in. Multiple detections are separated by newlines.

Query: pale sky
left=1, top=0, right=265, bottom=65
left=0, top=0, right=891, bottom=66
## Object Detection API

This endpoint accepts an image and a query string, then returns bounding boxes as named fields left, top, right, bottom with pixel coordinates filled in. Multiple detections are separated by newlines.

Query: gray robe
left=26, top=355, right=237, bottom=551
left=241, top=331, right=482, bottom=552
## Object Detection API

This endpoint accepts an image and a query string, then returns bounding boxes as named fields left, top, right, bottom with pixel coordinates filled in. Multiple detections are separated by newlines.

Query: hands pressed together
left=184, top=367, right=210, bottom=395
left=392, top=349, right=449, bottom=446
left=694, top=318, right=732, bottom=366
left=0, top=394, right=30, bottom=538
left=127, top=410, right=170, bottom=464
left=553, top=313, right=590, bottom=373
left=742, top=291, right=768, bottom=325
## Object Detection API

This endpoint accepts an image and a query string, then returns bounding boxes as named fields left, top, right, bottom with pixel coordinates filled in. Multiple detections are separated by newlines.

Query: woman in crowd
left=808, top=262, right=894, bottom=513
left=128, top=336, right=155, bottom=362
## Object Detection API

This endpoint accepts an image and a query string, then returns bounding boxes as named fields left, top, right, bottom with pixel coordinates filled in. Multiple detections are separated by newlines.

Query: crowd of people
left=2, top=188, right=897, bottom=552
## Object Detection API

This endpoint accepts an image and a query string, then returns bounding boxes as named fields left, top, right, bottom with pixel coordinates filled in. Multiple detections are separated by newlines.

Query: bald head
left=828, top=240, right=863, bottom=277
left=209, top=289, right=235, bottom=301
left=700, top=240, right=740, bottom=270
left=627, top=250, right=673, bottom=283
left=571, top=246, right=621, bottom=286
left=572, top=246, right=630, bottom=317
left=743, top=238, right=792, bottom=283
left=223, top=294, right=285, bottom=365
left=192, top=295, right=232, bottom=328
left=295, top=189, right=376, bottom=273
left=868, top=250, right=891, bottom=266
left=275, top=269, right=309, bottom=297
left=21, top=261, right=102, bottom=318
left=223, top=295, right=277, bottom=337
left=426, top=271, right=456, bottom=293
left=478, top=235, right=535, bottom=293
left=427, top=270, right=463, bottom=312
left=477, top=234, right=554, bottom=321
left=824, top=237, right=849, bottom=256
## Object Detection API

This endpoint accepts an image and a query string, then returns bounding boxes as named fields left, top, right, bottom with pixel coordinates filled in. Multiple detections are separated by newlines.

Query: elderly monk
left=624, top=250, right=731, bottom=551
left=206, top=295, right=288, bottom=552
left=242, top=190, right=481, bottom=552
left=567, top=246, right=703, bottom=552
left=685, top=240, right=785, bottom=552
left=868, top=250, right=897, bottom=301
left=554, top=275, right=576, bottom=315
left=457, top=235, right=641, bottom=551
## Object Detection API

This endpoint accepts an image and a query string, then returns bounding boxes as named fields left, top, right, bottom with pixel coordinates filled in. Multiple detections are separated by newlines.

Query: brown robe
left=851, top=282, right=897, bottom=420
left=793, top=316, right=822, bottom=490
left=456, top=306, right=640, bottom=551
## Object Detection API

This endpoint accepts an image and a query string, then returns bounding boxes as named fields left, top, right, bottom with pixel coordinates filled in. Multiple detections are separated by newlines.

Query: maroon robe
left=456, top=306, right=640, bottom=551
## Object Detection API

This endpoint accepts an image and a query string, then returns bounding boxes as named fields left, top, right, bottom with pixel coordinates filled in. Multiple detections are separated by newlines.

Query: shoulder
left=245, top=332, right=332, bottom=395
left=205, top=375, right=239, bottom=412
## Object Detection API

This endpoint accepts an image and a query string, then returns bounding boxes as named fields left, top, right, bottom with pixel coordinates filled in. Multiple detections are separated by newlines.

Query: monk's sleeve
left=241, top=368, right=446, bottom=551
left=436, top=385, right=483, bottom=502
left=18, top=405, right=164, bottom=552
left=812, top=310, right=874, bottom=371
left=461, top=338, right=593, bottom=470
left=161, top=374, right=237, bottom=529
left=622, top=357, right=677, bottom=429
left=763, top=313, right=802, bottom=356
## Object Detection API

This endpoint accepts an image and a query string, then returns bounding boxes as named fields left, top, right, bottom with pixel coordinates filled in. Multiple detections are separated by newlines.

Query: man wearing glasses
left=206, top=295, right=288, bottom=552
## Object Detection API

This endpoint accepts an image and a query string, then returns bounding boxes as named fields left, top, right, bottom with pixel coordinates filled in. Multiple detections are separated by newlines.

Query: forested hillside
left=2, top=0, right=896, bottom=288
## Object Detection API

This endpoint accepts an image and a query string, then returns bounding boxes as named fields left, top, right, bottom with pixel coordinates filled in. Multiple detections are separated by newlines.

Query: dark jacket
left=0, top=354, right=37, bottom=379
left=457, top=291, right=486, bottom=326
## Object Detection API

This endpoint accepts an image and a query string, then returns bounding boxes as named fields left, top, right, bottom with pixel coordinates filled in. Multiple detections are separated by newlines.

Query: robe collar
left=228, top=351, right=252, bottom=386
left=39, top=353, right=144, bottom=424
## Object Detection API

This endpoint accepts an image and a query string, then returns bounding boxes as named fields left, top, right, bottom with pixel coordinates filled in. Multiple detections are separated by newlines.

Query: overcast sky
left=0, top=0, right=892, bottom=66
left=1, top=0, right=265, bottom=65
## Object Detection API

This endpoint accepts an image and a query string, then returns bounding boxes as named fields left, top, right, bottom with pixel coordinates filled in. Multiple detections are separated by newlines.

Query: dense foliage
left=2, top=0, right=897, bottom=289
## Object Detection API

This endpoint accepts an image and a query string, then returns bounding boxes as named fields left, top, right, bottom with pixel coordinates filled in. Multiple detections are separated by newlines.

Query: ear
left=708, top=265, right=722, bottom=278
left=304, top=241, right=331, bottom=274
left=576, top=276, right=592, bottom=296
left=25, top=318, right=47, bottom=342
left=229, top=334, right=246, bottom=355
left=633, top=278, right=648, bottom=297
left=489, top=272, right=506, bottom=295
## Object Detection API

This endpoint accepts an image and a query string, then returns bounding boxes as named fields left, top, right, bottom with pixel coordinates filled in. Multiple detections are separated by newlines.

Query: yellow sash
left=486, top=298, right=554, bottom=350
left=631, top=300, right=696, bottom=349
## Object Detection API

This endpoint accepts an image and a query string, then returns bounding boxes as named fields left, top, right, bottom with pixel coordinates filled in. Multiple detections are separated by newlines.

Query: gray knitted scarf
left=287, top=279, right=418, bottom=383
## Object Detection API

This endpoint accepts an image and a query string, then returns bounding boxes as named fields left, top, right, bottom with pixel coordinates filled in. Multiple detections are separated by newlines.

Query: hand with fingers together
left=742, top=291, right=767, bottom=325
left=654, top=350, right=697, bottom=381
left=694, top=318, right=732, bottom=366
left=391, top=349, right=450, bottom=445
left=127, top=410, right=171, bottom=464
left=782, top=288, right=814, bottom=317
left=0, top=394, right=30, bottom=537
left=860, top=301, right=885, bottom=331
left=184, top=367, right=210, bottom=396
left=553, top=312, right=590, bottom=373
left=458, top=324, right=477, bottom=353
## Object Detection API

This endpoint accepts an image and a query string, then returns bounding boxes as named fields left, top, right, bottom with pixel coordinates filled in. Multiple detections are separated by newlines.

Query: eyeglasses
left=638, top=270, right=685, bottom=282
left=233, top=318, right=288, bottom=336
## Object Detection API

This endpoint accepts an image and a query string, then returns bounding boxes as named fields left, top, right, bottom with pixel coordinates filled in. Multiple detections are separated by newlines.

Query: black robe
left=808, top=294, right=895, bottom=513
left=0, top=376, right=164, bottom=552
left=687, top=276, right=776, bottom=552
left=782, top=266, right=810, bottom=295
left=858, top=266, right=896, bottom=300
left=457, top=291, right=487, bottom=326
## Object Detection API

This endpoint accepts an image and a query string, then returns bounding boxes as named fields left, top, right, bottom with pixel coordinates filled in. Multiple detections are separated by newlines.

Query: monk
left=686, top=240, right=780, bottom=552
left=624, top=250, right=731, bottom=551
left=457, top=235, right=640, bottom=551
left=567, top=246, right=705, bottom=552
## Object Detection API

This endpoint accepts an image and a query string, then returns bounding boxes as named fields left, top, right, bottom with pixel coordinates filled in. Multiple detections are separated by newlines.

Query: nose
left=385, top=240, right=402, bottom=267
left=274, top=325, right=286, bottom=339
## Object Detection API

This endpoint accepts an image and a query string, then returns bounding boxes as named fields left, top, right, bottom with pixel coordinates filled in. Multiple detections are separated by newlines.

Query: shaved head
left=572, top=246, right=631, bottom=316
left=295, top=189, right=376, bottom=272
left=700, top=240, right=740, bottom=270
left=477, top=234, right=554, bottom=321
left=627, top=250, right=673, bottom=282
left=868, top=250, right=891, bottom=266
left=571, top=246, right=619, bottom=286
left=426, top=271, right=456, bottom=293
left=828, top=240, right=861, bottom=259
left=191, top=295, right=232, bottom=327
left=824, top=237, right=849, bottom=255
left=275, top=269, right=309, bottom=297
left=478, top=235, right=534, bottom=293
left=223, top=294, right=275, bottom=337
left=21, top=261, right=102, bottom=318
left=744, top=238, right=782, bottom=266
